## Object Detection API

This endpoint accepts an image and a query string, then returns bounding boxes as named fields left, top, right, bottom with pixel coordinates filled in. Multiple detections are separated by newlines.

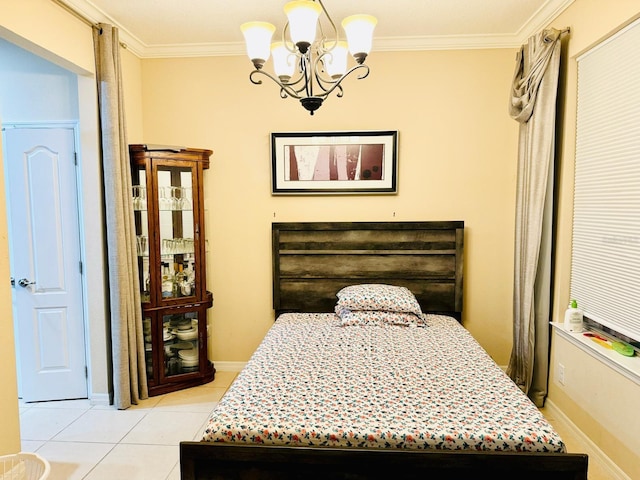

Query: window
left=570, top=18, right=640, bottom=345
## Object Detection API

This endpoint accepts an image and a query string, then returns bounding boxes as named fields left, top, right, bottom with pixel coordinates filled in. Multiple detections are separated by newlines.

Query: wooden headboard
left=272, top=221, right=464, bottom=320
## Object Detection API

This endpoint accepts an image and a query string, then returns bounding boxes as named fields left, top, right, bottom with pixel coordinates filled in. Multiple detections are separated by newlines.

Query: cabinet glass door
left=162, top=311, right=200, bottom=378
left=132, top=167, right=150, bottom=302
left=157, top=165, right=197, bottom=301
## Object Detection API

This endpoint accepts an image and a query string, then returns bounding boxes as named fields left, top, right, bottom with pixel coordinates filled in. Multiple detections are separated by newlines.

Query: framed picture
left=271, top=130, right=398, bottom=194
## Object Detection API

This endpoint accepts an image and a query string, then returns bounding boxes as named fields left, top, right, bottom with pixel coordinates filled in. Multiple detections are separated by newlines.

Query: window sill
left=551, top=322, right=640, bottom=386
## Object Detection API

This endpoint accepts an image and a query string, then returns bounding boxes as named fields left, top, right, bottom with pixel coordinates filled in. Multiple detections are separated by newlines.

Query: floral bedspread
left=201, top=313, right=566, bottom=453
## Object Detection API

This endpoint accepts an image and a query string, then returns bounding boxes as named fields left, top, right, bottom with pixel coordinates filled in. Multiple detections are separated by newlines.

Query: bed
left=180, top=221, right=588, bottom=479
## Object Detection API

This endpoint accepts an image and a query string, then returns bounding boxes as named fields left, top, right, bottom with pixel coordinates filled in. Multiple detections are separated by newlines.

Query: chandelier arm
left=282, top=22, right=296, bottom=54
left=317, top=0, right=339, bottom=45
left=300, top=54, right=314, bottom=98
left=312, top=51, right=342, bottom=94
left=312, top=63, right=370, bottom=98
left=280, top=73, right=313, bottom=97
left=248, top=70, right=303, bottom=100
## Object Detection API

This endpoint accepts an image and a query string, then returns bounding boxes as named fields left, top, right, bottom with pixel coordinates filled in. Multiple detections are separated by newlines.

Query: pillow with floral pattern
left=336, top=305, right=427, bottom=327
left=336, top=284, right=423, bottom=316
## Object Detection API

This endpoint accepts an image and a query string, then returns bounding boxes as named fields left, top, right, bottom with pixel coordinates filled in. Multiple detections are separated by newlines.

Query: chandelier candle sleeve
left=342, top=14, right=378, bottom=63
left=240, top=21, right=276, bottom=69
left=271, top=41, right=296, bottom=80
left=323, top=41, right=349, bottom=78
left=284, top=0, right=322, bottom=52
left=240, top=0, right=377, bottom=115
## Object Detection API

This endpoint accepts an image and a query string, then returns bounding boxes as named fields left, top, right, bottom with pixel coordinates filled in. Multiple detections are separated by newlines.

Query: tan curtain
left=506, top=28, right=564, bottom=407
left=93, top=23, right=148, bottom=409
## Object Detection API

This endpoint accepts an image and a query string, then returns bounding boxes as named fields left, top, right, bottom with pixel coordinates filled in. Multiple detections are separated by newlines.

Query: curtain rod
left=51, top=0, right=95, bottom=28
left=51, top=0, right=128, bottom=48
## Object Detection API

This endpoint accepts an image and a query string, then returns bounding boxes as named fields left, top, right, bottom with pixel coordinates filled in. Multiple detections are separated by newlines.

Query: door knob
left=18, top=278, right=35, bottom=288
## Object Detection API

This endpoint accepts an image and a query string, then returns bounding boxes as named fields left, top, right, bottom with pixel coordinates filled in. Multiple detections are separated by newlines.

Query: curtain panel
left=507, top=28, right=564, bottom=406
left=93, top=24, right=148, bottom=409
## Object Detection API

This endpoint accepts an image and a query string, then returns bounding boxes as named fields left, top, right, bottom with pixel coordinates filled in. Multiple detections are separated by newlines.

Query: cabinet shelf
left=130, top=144, right=214, bottom=397
left=158, top=208, right=193, bottom=212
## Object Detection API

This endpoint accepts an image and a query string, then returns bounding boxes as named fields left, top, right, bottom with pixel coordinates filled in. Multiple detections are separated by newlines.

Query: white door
left=4, top=126, right=87, bottom=402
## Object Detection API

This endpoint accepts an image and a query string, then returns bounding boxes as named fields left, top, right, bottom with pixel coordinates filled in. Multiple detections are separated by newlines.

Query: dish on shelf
left=176, top=320, right=193, bottom=331
left=176, top=328, right=197, bottom=341
left=179, top=348, right=199, bottom=367
left=178, top=349, right=198, bottom=360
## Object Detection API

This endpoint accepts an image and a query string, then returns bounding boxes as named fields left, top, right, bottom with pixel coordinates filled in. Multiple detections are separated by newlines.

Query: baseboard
left=213, top=361, right=246, bottom=373
left=89, top=392, right=111, bottom=407
left=544, top=399, right=631, bottom=480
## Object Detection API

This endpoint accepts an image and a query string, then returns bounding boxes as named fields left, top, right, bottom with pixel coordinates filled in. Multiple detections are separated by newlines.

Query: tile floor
left=19, top=371, right=237, bottom=480
left=19, top=371, right=613, bottom=479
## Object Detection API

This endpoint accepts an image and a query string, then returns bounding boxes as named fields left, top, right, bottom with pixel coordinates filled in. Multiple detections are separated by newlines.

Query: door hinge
left=79, top=261, right=83, bottom=274
left=85, top=366, right=88, bottom=378
left=74, top=152, right=78, bottom=165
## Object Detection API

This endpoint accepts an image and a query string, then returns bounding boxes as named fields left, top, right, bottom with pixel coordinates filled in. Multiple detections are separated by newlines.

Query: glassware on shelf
left=136, top=235, right=148, bottom=256
left=161, top=262, right=173, bottom=298
left=180, top=187, right=193, bottom=210
left=158, top=185, right=193, bottom=211
left=132, top=185, right=147, bottom=210
left=174, top=263, right=186, bottom=297
left=184, top=261, right=195, bottom=295
left=161, top=238, right=195, bottom=255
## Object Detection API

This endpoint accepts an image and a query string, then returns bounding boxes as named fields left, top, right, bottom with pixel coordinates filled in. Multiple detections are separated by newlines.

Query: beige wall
left=0, top=124, right=20, bottom=455
left=547, top=0, right=640, bottom=477
left=138, top=48, right=519, bottom=363
left=122, top=47, right=144, bottom=143
left=0, top=0, right=94, bottom=75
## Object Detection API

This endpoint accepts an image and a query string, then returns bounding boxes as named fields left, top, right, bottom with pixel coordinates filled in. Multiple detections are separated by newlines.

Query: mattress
left=202, top=313, right=566, bottom=453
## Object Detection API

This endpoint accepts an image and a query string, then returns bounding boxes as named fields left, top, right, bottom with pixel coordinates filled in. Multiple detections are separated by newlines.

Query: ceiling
left=60, top=0, right=574, bottom=58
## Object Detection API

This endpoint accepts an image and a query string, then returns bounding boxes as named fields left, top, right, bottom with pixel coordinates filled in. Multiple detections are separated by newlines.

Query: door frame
left=0, top=30, right=111, bottom=409
left=3, top=120, right=93, bottom=402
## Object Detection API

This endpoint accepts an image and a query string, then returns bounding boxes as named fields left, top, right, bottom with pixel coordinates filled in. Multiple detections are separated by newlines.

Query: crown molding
left=514, top=0, right=575, bottom=44
left=139, top=35, right=525, bottom=59
left=57, top=0, right=574, bottom=59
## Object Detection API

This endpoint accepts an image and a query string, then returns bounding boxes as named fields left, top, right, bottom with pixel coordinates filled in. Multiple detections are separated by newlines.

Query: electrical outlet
left=557, top=363, right=565, bottom=385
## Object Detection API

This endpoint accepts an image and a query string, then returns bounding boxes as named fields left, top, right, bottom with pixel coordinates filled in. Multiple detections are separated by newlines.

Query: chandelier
left=240, top=0, right=377, bottom=115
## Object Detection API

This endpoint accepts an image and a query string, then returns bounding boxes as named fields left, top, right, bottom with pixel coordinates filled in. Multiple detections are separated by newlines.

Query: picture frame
left=271, top=130, right=398, bottom=195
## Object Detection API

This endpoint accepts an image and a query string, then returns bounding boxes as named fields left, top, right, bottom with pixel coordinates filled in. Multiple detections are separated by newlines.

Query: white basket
left=0, top=452, right=50, bottom=480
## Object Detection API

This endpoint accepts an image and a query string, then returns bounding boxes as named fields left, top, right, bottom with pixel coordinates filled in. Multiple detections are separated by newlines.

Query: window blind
left=571, top=18, right=640, bottom=342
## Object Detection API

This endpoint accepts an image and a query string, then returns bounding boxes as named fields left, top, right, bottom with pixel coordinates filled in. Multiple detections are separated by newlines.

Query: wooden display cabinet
left=130, top=144, right=215, bottom=396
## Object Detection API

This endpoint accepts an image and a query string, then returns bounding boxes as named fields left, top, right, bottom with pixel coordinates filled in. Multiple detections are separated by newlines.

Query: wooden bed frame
left=180, top=221, right=588, bottom=479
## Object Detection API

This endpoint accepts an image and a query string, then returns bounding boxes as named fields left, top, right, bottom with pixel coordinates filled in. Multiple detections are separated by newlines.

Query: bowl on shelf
left=176, top=327, right=197, bottom=341
left=176, top=319, right=192, bottom=331
left=163, top=332, right=175, bottom=342
left=179, top=348, right=199, bottom=368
